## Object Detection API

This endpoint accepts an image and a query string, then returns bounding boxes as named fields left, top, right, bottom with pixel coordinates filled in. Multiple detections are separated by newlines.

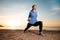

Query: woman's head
left=32, top=4, right=37, bottom=10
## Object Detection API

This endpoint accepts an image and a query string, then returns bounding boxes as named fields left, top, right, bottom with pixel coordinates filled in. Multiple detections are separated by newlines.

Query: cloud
left=52, top=6, right=59, bottom=11
left=50, top=6, right=60, bottom=15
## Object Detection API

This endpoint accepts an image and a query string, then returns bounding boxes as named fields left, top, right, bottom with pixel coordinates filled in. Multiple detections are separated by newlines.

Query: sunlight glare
left=6, top=19, right=22, bottom=29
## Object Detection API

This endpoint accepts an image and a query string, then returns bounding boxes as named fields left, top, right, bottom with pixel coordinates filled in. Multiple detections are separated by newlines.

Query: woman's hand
left=28, top=18, right=31, bottom=21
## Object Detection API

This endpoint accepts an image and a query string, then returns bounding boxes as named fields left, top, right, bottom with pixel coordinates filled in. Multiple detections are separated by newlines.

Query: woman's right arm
left=28, top=18, right=31, bottom=21
left=28, top=12, right=31, bottom=21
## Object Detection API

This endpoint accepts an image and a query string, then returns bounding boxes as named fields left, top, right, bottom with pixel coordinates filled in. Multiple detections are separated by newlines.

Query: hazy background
left=0, top=0, right=60, bottom=30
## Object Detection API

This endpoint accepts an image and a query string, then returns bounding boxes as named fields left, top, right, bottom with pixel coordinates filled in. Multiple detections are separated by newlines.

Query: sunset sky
left=0, top=0, right=60, bottom=29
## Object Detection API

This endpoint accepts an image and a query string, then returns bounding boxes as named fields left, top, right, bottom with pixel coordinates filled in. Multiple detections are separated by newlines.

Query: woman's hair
left=32, top=4, right=37, bottom=10
left=32, top=4, right=37, bottom=8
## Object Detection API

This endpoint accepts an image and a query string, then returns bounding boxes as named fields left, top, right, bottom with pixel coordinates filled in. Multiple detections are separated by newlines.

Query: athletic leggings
left=24, top=21, right=43, bottom=32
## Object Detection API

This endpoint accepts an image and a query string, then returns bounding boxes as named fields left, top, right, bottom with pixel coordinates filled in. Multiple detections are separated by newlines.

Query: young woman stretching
left=24, top=4, right=44, bottom=36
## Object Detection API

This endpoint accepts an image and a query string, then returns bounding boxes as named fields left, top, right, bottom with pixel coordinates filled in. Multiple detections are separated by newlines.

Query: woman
left=24, top=4, right=44, bottom=36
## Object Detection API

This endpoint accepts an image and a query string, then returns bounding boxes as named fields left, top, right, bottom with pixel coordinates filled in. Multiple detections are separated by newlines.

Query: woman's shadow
left=28, top=30, right=39, bottom=35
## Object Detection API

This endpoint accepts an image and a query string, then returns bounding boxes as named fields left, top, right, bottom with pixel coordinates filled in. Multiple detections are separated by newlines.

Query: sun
left=6, top=19, right=22, bottom=29
left=6, top=20, right=16, bottom=29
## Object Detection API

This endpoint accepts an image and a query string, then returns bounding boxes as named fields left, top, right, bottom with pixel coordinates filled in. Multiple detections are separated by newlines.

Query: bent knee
left=38, top=21, right=42, bottom=23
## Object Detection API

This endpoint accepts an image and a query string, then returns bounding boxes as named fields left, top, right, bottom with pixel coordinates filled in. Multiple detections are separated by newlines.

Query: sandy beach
left=0, top=29, right=60, bottom=40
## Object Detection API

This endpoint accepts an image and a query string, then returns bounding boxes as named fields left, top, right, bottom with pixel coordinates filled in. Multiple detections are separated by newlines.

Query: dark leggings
left=24, top=21, right=43, bottom=32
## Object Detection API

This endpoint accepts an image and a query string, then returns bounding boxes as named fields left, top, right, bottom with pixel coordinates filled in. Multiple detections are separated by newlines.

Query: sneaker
left=24, top=30, right=26, bottom=33
left=39, top=32, right=44, bottom=36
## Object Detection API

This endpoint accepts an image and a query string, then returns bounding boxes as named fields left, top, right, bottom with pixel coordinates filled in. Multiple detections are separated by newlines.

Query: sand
left=0, top=29, right=60, bottom=40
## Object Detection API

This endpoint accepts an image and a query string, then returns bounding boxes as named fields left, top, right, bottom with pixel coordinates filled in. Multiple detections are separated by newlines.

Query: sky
left=0, top=0, right=60, bottom=28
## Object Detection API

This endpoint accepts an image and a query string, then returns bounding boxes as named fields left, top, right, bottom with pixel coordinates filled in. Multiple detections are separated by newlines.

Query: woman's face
left=33, top=5, right=37, bottom=10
